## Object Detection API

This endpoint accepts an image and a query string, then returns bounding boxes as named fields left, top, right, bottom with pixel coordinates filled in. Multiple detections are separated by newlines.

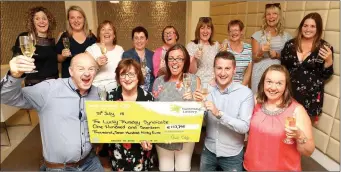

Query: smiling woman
left=11, top=6, right=59, bottom=86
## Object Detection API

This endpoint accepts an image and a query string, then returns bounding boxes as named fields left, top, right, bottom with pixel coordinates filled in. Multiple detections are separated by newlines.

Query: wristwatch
left=216, top=110, right=223, bottom=119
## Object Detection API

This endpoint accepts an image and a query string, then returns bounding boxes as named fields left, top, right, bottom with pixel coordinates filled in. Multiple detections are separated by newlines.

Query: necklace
left=261, top=104, right=286, bottom=116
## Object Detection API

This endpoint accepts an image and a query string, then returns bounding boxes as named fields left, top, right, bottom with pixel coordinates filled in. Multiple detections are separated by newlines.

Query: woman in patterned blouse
left=104, top=59, right=155, bottom=171
left=281, top=12, right=334, bottom=125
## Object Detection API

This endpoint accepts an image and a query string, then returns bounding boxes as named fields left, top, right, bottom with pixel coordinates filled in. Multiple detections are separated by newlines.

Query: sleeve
left=122, top=51, right=129, bottom=59
left=285, top=32, right=293, bottom=42
left=322, top=45, right=334, bottom=80
left=1, top=74, right=51, bottom=111
left=56, top=32, right=66, bottom=54
left=151, top=77, right=162, bottom=101
left=152, top=49, right=161, bottom=77
left=280, top=40, right=293, bottom=68
left=85, top=44, right=99, bottom=60
left=186, top=42, right=196, bottom=57
left=219, top=90, right=254, bottom=134
left=251, top=30, right=262, bottom=43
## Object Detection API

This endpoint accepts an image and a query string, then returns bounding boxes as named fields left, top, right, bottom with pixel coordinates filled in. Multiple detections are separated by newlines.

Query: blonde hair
left=261, top=6, right=285, bottom=36
left=66, top=6, right=90, bottom=37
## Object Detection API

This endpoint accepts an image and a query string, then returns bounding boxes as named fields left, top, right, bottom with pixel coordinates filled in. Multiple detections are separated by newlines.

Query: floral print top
left=280, top=39, right=334, bottom=117
left=106, top=86, right=155, bottom=171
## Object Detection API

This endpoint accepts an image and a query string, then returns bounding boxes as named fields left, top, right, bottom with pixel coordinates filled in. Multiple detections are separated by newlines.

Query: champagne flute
left=264, top=31, right=271, bottom=52
left=201, top=82, right=210, bottom=112
left=28, top=32, right=38, bottom=56
left=183, top=73, right=192, bottom=93
left=283, top=112, right=296, bottom=144
left=98, top=85, right=107, bottom=101
left=19, top=36, right=37, bottom=73
left=317, top=42, right=331, bottom=63
left=100, top=42, right=107, bottom=55
left=141, top=58, right=147, bottom=77
left=63, top=37, right=71, bottom=57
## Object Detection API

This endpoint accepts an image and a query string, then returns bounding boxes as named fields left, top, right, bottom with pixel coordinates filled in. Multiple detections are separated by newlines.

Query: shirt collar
left=67, top=78, right=92, bottom=96
left=214, top=82, right=237, bottom=94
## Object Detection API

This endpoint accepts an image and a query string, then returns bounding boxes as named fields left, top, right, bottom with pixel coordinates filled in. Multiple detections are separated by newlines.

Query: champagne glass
left=263, top=31, right=271, bottom=52
left=183, top=73, right=192, bottom=93
left=19, top=36, right=37, bottom=73
left=283, top=112, right=296, bottom=144
left=317, top=42, right=331, bottom=63
left=221, top=39, right=229, bottom=51
left=28, top=32, right=38, bottom=56
left=201, top=82, right=210, bottom=112
left=141, top=58, right=147, bottom=77
left=99, top=42, right=107, bottom=55
left=63, top=37, right=70, bottom=49
left=98, top=85, right=107, bottom=101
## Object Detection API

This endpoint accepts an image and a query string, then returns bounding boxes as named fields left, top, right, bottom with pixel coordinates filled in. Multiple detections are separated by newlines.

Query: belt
left=44, top=153, right=91, bottom=169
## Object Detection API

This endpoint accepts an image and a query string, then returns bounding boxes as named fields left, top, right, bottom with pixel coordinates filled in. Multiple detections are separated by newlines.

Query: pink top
left=244, top=100, right=301, bottom=171
left=152, top=46, right=166, bottom=77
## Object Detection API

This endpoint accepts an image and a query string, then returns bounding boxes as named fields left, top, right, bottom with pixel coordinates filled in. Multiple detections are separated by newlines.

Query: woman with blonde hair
left=86, top=20, right=124, bottom=91
left=56, top=5, right=96, bottom=78
left=251, top=3, right=292, bottom=93
left=187, top=17, right=219, bottom=86
left=11, top=6, right=59, bottom=86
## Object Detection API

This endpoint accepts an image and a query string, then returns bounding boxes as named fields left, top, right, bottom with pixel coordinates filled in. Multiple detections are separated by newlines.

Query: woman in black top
left=281, top=13, right=334, bottom=124
left=56, top=5, right=96, bottom=78
left=12, top=6, right=58, bottom=86
left=99, top=59, right=154, bottom=171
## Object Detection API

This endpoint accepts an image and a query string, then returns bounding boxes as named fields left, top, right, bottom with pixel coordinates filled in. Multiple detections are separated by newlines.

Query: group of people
left=1, top=2, right=334, bottom=171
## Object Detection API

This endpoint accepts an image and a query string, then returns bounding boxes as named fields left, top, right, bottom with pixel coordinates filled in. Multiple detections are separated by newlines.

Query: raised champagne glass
left=19, top=36, right=37, bottom=73
left=283, top=112, right=296, bottom=144
left=98, top=85, right=107, bottom=101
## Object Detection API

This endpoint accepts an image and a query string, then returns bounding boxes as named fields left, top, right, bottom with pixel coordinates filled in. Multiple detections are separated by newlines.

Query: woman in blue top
left=251, top=3, right=292, bottom=94
left=56, top=5, right=96, bottom=78
left=122, top=26, right=155, bottom=92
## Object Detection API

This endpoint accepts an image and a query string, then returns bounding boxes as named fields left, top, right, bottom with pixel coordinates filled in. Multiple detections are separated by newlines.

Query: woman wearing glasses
left=122, top=26, right=154, bottom=92
left=281, top=13, right=334, bottom=125
left=220, top=20, right=252, bottom=86
left=12, top=6, right=59, bottom=86
left=86, top=20, right=124, bottom=91
left=103, top=59, right=154, bottom=171
left=56, top=5, right=96, bottom=78
left=251, top=3, right=292, bottom=94
left=152, top=44, right=201, bottom=171
left=153, top=25, right=179, bottom=77
left=187, top=17, right=219, bottom=86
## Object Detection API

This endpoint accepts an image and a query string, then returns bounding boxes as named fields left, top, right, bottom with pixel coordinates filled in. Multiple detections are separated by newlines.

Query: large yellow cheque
left=85, top=101, right=204, bottom=143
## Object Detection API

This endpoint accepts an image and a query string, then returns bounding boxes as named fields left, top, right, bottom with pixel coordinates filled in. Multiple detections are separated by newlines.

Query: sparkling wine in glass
left=98, top=85, right=107, bottom=101
left=63, top=37, right=71, bottom=49
left=141, top=58, right=147, bottom=77
left=100, top=42, right=107, bottom=55
left=19, top=36, right=37, bottom=73
left=283, top=114, right=296, bottom=144
left=28, top=32, right=38, bottom=56
left=183, top=73, right=192, bottom=93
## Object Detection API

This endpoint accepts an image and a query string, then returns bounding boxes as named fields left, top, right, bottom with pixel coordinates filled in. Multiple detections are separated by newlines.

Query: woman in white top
left=86, top=20, right=124, bottom=91
left=187, top=17, right=219, bottom=85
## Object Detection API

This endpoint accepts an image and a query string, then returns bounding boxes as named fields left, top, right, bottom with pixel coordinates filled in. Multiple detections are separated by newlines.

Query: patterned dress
left=251, top=30, right=292, bottom=93
left=186, top=41, right=219, bottom=85
left=281, top=39, right=334, bottom=117
left=106, top=86, right=155, bottom=171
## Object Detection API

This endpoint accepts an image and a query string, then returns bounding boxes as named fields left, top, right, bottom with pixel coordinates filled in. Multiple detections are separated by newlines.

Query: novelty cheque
left=85, top=101, right=204, bottom=143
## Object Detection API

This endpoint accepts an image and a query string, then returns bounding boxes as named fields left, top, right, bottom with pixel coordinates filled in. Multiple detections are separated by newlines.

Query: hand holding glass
left=100, top=42, right=107, bottom=55
left=19, top=36, right=37, bottom=73
left=283, top=113, right=296, bottom=144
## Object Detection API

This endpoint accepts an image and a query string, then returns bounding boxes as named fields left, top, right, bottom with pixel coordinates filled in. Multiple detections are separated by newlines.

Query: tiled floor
left=1, top=122, right=327, bottom=171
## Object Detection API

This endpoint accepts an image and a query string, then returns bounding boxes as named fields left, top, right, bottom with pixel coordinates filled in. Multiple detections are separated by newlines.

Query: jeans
left=200, top=146, right=244, bottom=171
left=40, top=152, right=104, bottom=171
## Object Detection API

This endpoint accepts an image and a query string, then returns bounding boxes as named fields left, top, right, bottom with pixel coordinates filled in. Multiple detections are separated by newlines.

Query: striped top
left=224, top=40, right=252, bottom=83
left=251, top=30, right=292, bottom=93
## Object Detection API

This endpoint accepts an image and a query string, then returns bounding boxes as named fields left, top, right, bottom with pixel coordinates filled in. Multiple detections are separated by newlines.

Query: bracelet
left=297, top=136, right=307, bottom=144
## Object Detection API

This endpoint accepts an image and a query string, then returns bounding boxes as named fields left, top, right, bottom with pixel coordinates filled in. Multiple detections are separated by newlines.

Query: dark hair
left=227, top=19, right=244, bottom=32
left=193, top=17, right=215, bottom=45
left=131, top=26, right=148, bottom=40
left=96, top=20, right=117, bottom=45
left=115, top=59, right=144, bottom=86
left=26, top=6, right=56, bottom=38
left=213, top=51, right=236, bottom=67
left=257, top=64, right=292, bottom=108
left=295, top=12, right=323, bottom=53
left=161, top=25, right=179, bottom=43
left=164, top=44, right=190, bottom=82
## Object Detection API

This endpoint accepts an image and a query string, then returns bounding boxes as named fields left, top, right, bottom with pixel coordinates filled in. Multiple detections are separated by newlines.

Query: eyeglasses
left=168, top=58, right=184, bottom=63
left=163, top=31, right=175, bottom=36
left=75, top=67, right=98, bottom=74
left=120, top=72, right=136, bottom=79
left=199, top=17, right=212, bottom=22
left=265, top=3, right=281, bottom=9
